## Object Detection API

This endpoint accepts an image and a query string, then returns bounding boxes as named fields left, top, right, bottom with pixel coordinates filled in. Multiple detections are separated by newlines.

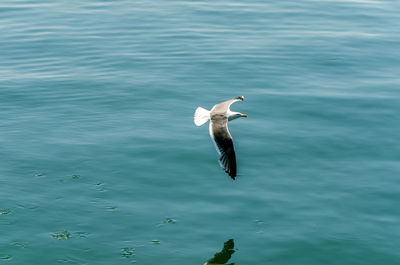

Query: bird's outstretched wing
left=209, top=114, right=237, bottom=179
left=211, top=96, right=244, bottom=114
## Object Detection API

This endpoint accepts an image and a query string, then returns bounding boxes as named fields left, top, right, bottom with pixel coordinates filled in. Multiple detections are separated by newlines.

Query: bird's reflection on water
left=204, top=239, right=235, bottom=265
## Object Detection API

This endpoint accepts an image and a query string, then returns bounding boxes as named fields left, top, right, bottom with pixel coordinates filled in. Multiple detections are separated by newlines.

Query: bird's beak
left=241, top=114, right=248, bottom=117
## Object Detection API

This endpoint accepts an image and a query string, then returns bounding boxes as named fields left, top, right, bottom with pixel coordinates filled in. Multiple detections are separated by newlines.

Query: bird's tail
left=194, top=107, right=210, bottom=126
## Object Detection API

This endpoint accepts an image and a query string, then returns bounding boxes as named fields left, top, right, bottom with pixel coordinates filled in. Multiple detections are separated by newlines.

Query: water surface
left=1, top=0, right=399, bottom=264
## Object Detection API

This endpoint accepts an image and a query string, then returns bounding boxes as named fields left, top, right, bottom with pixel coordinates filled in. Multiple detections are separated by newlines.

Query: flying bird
left=194, top=96, right=247, bottom=179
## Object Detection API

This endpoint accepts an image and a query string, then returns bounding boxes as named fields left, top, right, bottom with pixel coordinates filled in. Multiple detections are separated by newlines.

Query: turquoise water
left=1, top=0, right=400, bottom=264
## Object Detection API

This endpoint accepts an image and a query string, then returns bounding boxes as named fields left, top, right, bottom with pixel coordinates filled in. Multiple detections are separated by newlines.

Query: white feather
left=194, top=107, right=210, bottom=126
left=209, top=122, right=221, bottom=155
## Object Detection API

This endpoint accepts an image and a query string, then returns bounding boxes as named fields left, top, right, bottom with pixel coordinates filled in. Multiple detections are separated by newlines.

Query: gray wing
left=211, top=96, right=244, bottom=114
left=209, top=114, right=237, bottom=179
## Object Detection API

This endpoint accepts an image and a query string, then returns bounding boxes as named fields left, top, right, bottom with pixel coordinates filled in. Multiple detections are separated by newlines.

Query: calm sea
left=1, top=0, right=399, bottom=264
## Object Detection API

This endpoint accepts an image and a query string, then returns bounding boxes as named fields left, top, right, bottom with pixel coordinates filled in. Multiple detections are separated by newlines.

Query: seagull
left=194, top=96, right=247, bottom=179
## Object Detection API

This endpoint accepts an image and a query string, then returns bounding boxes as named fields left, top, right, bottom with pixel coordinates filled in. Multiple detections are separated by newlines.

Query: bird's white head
left=228, top=112, right=248, bottom=121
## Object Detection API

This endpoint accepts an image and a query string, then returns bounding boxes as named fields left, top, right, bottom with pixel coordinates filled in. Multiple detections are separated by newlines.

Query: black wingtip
left=228, top=171, right=236, bottom=180
left=235, top=96, right=244, bottom=101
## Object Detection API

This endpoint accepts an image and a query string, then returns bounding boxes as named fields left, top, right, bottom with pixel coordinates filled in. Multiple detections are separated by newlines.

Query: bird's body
left=194, top=96, right=247, bottom=179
